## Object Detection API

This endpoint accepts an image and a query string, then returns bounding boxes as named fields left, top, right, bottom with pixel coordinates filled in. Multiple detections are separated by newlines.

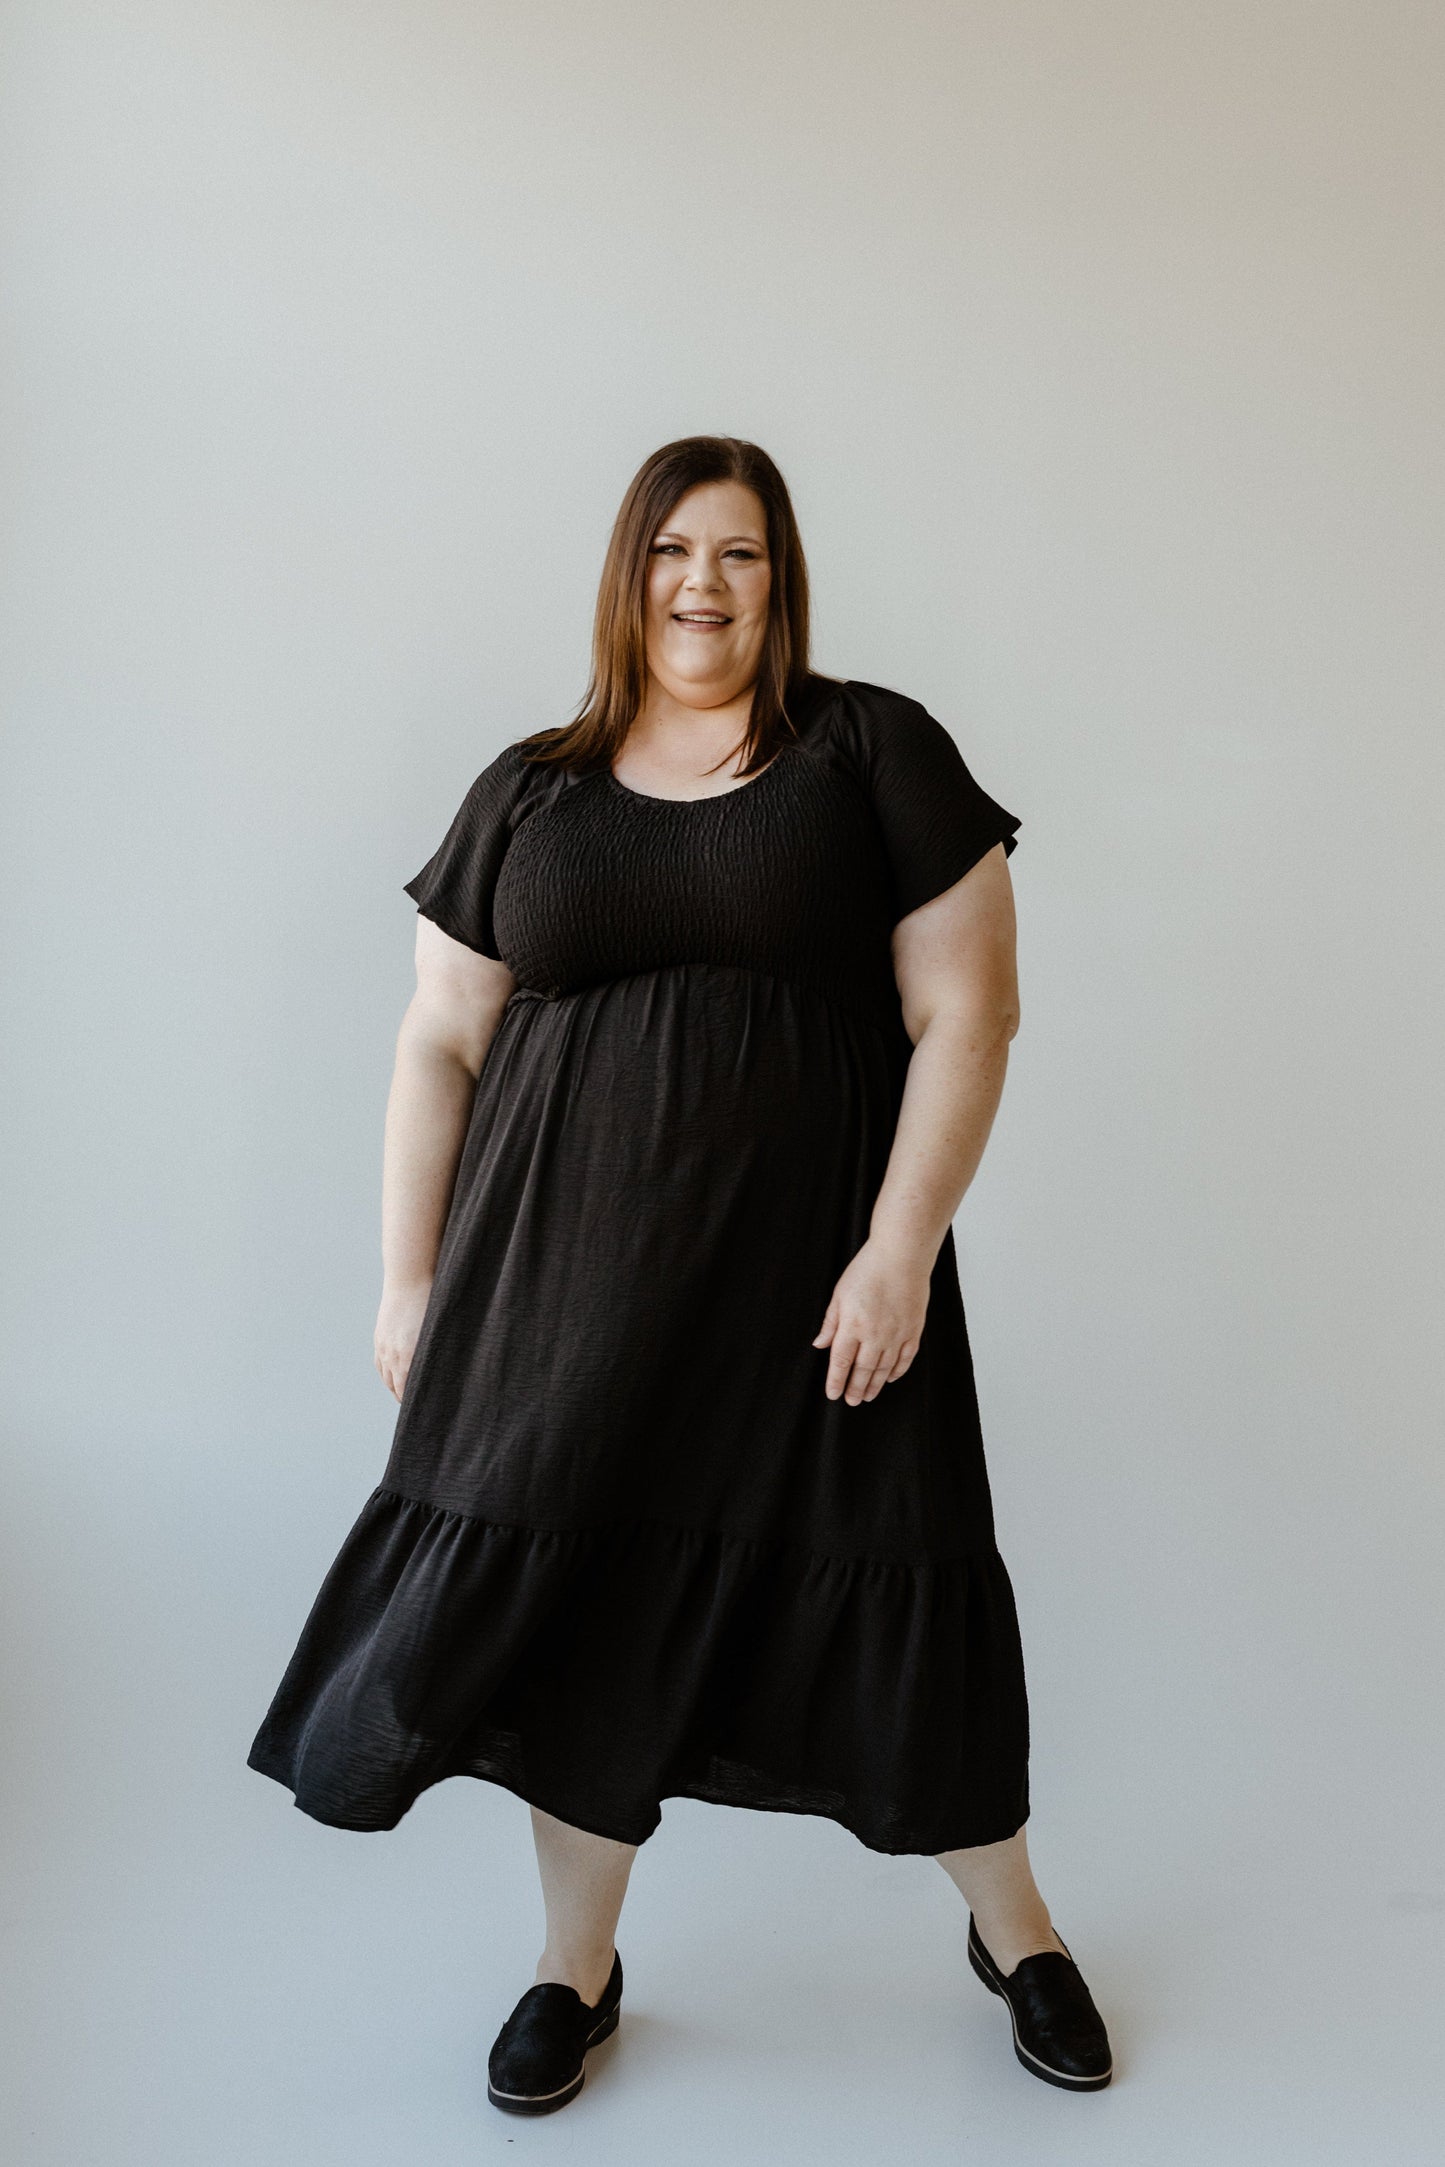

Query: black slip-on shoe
left=967, top=1916, right=1113, bottom=2091
left=486, top=1949, right=623, bottom=2115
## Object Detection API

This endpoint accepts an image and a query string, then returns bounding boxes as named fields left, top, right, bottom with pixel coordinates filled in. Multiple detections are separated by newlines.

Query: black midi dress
left=248, top=675, right=1031, bottom=1855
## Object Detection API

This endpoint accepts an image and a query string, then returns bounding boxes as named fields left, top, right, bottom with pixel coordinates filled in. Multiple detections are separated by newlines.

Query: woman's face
left=643, top=480, right=772, bottom=709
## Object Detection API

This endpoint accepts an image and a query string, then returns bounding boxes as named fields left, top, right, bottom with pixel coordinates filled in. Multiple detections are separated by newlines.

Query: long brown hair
left=518, top=436, right=821, bottom=778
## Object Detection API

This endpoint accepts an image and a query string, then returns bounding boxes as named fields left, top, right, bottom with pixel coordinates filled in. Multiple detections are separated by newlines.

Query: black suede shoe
left=967, top=1917, right=1112, bottom=2091
left=486, top=1949, right=623, bottom=2115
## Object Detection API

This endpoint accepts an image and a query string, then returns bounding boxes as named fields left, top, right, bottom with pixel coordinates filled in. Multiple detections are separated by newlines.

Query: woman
left=249, top=436, right=1113, bottom=2108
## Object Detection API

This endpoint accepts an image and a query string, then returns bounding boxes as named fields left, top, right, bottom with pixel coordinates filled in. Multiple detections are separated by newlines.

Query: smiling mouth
left=672, top=611, right=732, bottom=626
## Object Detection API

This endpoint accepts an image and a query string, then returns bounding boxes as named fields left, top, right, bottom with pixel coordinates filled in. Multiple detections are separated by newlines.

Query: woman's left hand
left=812, top=1237, right=934, bottom=1406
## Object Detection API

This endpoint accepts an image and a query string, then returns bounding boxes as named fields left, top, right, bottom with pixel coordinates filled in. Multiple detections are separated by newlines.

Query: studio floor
left=5, top=1692, right=1441, bottom=2167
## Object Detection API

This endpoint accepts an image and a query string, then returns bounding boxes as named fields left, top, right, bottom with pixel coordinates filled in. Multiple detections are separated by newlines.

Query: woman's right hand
left=374, top=1278, right=434, bottom=1404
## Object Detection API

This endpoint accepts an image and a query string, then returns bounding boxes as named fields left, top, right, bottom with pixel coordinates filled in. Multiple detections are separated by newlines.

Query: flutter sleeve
left=401, top=743, right=529, bottom=959
left=843, top=681, right=1021, bottom=922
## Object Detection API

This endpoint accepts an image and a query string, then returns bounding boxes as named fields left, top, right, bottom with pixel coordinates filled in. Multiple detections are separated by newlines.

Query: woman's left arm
left=813, top=842, right=1021, bottom=1406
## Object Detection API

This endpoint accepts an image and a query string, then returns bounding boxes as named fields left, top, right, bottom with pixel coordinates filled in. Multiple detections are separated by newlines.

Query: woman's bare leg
left=529, top=1805, right=638, bottom=2006
left=935, top=1825, right=1068, bottom=1976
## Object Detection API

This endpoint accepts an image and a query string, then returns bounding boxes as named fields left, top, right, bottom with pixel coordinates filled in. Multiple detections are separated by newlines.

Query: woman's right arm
left=373, top=915, right=516, bottom=1402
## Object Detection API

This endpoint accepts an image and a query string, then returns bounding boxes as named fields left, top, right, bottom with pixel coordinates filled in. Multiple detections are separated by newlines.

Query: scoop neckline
left=602, top=745, right=790, bottom=806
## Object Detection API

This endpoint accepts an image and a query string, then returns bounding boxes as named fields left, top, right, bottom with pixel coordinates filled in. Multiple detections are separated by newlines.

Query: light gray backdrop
left=2, top=4, right=1441, bottom=2162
